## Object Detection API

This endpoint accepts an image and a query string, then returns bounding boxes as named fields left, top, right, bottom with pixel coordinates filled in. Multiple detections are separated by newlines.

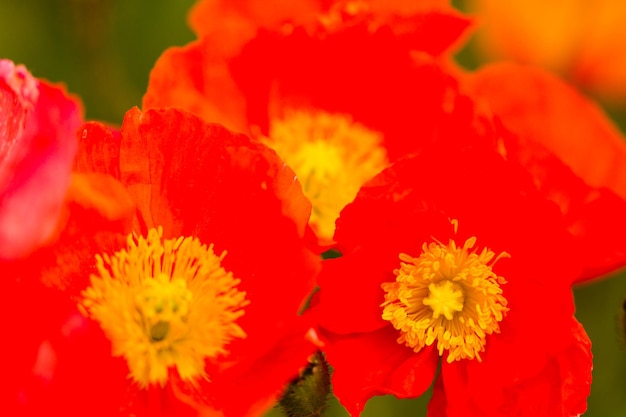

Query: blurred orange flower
left=461, top=62, right=626, bottom=280
left=188, top=0, right=460, bottom=58
left=465, top=0, right=626, bottom=102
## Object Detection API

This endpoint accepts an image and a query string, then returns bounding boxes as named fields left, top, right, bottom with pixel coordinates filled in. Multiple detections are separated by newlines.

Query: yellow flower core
left=264, top=109, right=388, bottom=242
left=79, top=227, right=248, bottom=387
left=381, top=235, right=509, bottom=362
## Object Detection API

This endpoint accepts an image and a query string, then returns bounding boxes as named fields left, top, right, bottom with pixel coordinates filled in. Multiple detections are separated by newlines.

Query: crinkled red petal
left=121, top=107, right=318, bottom=353
left=468, top=63, right=626, bottom=197
left=466, top=63, right=626, bottom=280
left=75, top=121, right=122, bottom=178
left=467, top=63, right=626, bottom=279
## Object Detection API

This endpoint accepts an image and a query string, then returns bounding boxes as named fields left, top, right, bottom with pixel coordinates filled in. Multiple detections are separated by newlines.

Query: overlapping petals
left=223, top=20, right=470, bottom=158
left=187, top=0, right=469, bottom=59
left=144, top=2, right=473, bottom=243
left=6, top=107, right=319, bottom=416
left=148, top=0, right=626, bottom=276
left=143, top=24, right=470, bottom=155
left=0, top=60, right=83, bottom=259
left=466, top=63, right=626, bottom=198
left=6, top=0, right=626, bottom=415
left=146, top=2, right=472, bottom=140
left=463, top=63, right=626, bottom=279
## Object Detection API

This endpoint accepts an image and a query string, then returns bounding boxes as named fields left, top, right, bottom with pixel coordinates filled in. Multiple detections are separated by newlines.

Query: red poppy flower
left=5, top=107, right=319, bottom=416
left=144, top=2, right=471, bottom=243
left=0, top=60, right=83, bottom=260
left=311, top=137, right=595, bottom=416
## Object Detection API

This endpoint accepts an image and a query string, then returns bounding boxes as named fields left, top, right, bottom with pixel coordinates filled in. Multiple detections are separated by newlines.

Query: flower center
left=264, top=109, right=388, bottom=242
left=381, top=234, right=509, bottom=362
left=422, top=280, right=464, bottom=321
left=79, top=227, right=248, bottom=387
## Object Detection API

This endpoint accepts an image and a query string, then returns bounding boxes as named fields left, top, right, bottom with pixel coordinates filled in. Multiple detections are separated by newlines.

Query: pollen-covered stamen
left=381, top=235, right=509, bottom=362
left=79, top=227, right=248, bottom=387
left=263, top=109, right=388, bottom=242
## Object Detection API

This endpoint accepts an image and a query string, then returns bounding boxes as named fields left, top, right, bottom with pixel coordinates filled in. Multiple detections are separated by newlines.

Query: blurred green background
left=0, top=0, right=197, bottom=123
left=2, top=1, right=625, bottom=416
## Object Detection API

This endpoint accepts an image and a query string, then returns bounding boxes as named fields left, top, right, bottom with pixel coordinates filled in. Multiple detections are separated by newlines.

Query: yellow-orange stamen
left=382, top=230, right=509, bottom=362
left=79, top=227, right=248, bottom=387
left=263, top=109, right=388, bottom=242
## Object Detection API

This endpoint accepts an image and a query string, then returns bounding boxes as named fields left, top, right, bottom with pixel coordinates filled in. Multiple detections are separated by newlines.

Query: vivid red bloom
left=312, top=136, right=596, bottom=416
left=144, top=2, right=471, bottom=242
left=0, top=60, right=83, bottom=260
left=5, top=107, right=319, bottom=416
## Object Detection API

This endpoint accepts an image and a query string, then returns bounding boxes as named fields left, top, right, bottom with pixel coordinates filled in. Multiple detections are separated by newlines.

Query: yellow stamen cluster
left=381, top=236, right=509, bottom=362
left=79, top=227, right=248, bottom=387
left=264, top=109, right=388, bottom=242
